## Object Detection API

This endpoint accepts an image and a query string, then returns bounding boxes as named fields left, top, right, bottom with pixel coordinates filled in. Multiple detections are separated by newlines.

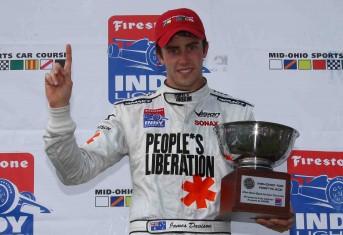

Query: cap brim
left=157, top=26, right=205, bottom=48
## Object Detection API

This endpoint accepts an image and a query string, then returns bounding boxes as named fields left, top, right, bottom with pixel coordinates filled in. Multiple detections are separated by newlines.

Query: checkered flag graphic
left=327, top=60, right=341, bottom=70
left=0, top=60, right=9, bottom=70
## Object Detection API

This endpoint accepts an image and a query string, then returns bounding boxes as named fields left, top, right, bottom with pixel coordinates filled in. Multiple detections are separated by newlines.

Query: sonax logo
left=0, top=153, right=51, bottom=235
left=108, top=15, right=210, bottom=103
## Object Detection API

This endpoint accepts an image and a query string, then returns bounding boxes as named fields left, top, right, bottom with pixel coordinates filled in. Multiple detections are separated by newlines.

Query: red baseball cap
left=155, top=8, right=206, bottom=48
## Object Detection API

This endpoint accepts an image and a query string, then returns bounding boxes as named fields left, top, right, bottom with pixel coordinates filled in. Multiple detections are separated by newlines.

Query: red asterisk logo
left=181, top=175, right=217, bottom=209
left=86, top=132, right=100, bottom=144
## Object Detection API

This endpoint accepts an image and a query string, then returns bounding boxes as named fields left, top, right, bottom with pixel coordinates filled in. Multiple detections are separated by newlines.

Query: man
left=44, top=8, right=293, bottom=234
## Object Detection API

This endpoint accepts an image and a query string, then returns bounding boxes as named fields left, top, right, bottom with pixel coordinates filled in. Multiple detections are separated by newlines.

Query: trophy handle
left=214, top=126, right=227, bottom=157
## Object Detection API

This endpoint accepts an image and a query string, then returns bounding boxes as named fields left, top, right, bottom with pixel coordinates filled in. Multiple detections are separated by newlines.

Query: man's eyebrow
left=186, top=41, right=200, bottom=47
left=165, top=45, right=179, bottom=50
left=165, top=41, right=200, bottom=50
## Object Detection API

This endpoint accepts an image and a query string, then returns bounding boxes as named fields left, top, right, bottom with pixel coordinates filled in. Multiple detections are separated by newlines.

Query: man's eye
left=189, top=45, right=197, bottom=50
left=168, top=49, right=178, bottom=54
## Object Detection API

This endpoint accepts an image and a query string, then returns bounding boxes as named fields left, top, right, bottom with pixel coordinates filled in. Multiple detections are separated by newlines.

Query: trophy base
left=216, top=167, right=292, bottom=223
left=216, top=210, right=294, bottom=223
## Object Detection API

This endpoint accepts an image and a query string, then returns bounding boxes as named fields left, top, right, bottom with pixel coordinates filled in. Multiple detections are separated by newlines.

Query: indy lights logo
left=288, top=150, right=343, bottom=234
left=0, top=153, right=51, bottom=235
left=108, top=15, right=210, bottom=104
left=0, top=179, right=51, bottom=234
left=269, top=52, right=343, bottom=70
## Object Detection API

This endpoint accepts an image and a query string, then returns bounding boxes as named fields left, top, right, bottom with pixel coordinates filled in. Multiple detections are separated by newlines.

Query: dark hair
left=155, top=31, right=208, bottom=58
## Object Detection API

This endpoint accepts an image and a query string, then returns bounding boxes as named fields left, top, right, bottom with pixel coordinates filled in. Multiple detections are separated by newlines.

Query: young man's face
left=157, top=34, right=208, bottom=91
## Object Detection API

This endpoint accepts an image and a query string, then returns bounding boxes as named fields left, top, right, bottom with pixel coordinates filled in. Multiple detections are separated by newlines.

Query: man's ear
left=203, top=43, right=209, bottom=58
left=157, top=52, right=165, bottom=65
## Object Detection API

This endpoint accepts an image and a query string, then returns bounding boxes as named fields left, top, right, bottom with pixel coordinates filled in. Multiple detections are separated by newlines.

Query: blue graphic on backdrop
left=290, top=174, right=343, bottom=234
left=291, top=174, right=343, bottom=212
left=0, top=178, right=51, bottom=235
left=108, top=37, right=165, bottom=74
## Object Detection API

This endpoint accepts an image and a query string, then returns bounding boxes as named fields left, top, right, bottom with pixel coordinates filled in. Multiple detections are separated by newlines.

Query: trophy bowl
left=214, top=121, right=299, bottom=169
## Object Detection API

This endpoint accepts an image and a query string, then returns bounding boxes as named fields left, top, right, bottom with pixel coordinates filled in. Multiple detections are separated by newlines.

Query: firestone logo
left=112, top=20, right=155, bottom=31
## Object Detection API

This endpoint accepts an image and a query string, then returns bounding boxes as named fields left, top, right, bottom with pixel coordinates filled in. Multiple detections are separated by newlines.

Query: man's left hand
left=256, top=217, right=294, bottom=233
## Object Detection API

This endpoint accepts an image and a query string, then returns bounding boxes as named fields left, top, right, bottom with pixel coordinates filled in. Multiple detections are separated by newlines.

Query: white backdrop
left=1, top=0, right=343, bottom=234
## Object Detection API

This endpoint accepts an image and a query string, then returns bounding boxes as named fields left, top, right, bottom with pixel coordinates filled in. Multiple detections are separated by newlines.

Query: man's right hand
left=45, top=44, right=73, bottom=108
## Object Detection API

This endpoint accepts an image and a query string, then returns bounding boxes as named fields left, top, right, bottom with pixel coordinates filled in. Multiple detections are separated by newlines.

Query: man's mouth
left=178, top=68, right=192, bottom=74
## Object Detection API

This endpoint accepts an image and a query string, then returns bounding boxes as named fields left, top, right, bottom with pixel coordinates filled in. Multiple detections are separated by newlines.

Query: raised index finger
left=64, top=44, right=72, bottom=73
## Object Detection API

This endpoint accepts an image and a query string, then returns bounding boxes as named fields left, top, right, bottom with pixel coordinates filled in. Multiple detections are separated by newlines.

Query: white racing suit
left=44, top=81, right=254, bottom=235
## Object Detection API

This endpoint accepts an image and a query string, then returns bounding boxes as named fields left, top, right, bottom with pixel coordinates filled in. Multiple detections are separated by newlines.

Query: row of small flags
left=0, top=59, right=65, bottom=71
left=270, top=59, right=342, bottom=70
left=95, top=196, right=131, bottom=207
left=2, top=58, right=341, bottom=71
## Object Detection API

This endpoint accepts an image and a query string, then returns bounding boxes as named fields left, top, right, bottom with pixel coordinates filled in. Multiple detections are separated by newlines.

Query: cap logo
left=162, top=15, right=194, bottom=27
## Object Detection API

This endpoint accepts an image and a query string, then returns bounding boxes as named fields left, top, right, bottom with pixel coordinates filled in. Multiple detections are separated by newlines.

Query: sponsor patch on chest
left=143, top=108, right=168, bottom=128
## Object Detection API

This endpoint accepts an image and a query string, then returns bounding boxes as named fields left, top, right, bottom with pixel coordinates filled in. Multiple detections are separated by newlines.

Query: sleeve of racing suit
left=43, top=105, right=128, bottom=185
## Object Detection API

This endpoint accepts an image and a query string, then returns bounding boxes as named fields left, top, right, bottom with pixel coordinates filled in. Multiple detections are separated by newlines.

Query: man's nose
left=179, top=50, right=190, bottom=64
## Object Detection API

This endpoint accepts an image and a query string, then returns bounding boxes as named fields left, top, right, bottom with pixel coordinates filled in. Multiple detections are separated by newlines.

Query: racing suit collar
left=162, top=78, right=210, bottom=105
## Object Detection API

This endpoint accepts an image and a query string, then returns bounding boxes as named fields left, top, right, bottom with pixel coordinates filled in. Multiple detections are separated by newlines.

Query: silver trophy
left=214, top=121, right=299, bottom=222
